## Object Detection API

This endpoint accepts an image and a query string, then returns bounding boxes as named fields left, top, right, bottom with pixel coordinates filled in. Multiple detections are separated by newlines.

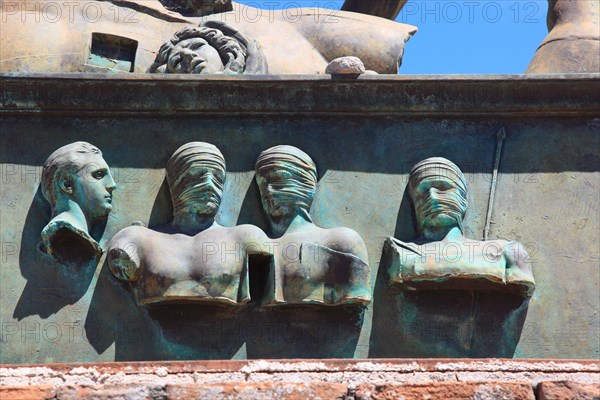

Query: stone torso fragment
left=384, top=157, right=535, bottom=296
left=255, top=145, right=371, bottom=306
left=107, top=142, right=268, bottom=306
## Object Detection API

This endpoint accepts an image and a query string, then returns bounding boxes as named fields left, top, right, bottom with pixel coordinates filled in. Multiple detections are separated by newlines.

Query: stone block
left=355, top=382, right=534, bottom=400
left=56, top=384, right=164, bottom=400
left=166, top=382, right=348, bottom=400
left=325, top=56, right=366, bottom=75
left=0, top=385, right=56, bottom=400
left=537, top=381, right=600, bottom=400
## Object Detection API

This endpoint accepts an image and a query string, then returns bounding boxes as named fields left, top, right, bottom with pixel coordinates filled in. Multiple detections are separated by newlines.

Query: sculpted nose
left=106, top=175, right=117, bottom=193
left=204, top=172, right=216, bottom=186
left=181, top=49, right=195, bottom=71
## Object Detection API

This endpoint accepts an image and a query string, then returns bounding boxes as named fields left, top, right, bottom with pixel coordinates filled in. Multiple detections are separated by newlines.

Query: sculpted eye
left=167, top=53, right=182, bottom=71
left=92, top=169, right=106, bottom=180
left=435, top=182, right=452, bottom=191
left=191, top=41, right=205, bottom=50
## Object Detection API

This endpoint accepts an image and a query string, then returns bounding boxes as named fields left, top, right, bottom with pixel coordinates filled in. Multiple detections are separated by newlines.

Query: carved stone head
left=41, top=142, right=116, bottom=224
left=408, top=157, right=468, bottom=236
left=166, top=142, right=225, bottom=233
left=149, top=22, right=269, bottom=75
left=255, top=145, right=317, bottom=223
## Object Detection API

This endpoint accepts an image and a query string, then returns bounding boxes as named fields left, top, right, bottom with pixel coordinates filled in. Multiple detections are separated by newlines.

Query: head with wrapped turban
left=255, top=145, right=317, bottom=223
left=166, top=142, right=226, bottom=230
left=408, top=157, right=468, bottom=237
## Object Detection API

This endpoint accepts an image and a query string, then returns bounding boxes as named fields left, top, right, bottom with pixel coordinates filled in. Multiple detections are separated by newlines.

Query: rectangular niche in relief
left=87, top=33, right=138, bottom=73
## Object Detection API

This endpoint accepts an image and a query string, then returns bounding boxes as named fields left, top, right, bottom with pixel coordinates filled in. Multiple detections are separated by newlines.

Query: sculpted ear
left=58, top=174, right=74, bottom=194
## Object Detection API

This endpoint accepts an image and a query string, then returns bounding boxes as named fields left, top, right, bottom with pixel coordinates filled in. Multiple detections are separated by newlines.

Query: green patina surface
left=0, top=74, right=598, bottom=363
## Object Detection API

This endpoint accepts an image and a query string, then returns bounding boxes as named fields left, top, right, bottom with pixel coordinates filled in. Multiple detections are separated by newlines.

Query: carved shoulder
left=232, top=224, right=269, bottom=255
left=325, top=227, right=369, bottom=263
left=294, top=11, right=417, bottom=73
left=41, top=214, right=102, bottom=266
left=503, top=241, right=532, bottom=270
left=386, top=237, right=423, bottom=257
left=503, top=240, right=535, bottom=288
left=107, top=226, right=147, bottom=281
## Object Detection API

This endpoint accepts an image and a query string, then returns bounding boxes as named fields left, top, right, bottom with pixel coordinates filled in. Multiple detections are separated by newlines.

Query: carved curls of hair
left=149, top=26, right=246, bottom=74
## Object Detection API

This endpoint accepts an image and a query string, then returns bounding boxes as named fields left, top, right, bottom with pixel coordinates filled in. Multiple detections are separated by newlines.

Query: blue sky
left=234, top=1, right=549, bottom=74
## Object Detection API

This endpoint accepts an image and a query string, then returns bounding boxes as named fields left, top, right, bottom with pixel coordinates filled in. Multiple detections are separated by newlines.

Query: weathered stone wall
left=1, top=359, right=599, bottom=399
left=1, top=74, right=599, bottom=363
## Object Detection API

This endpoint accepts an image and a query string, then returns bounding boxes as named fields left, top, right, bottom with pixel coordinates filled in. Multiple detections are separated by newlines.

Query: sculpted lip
left=191, top=58, right=206, bottom=73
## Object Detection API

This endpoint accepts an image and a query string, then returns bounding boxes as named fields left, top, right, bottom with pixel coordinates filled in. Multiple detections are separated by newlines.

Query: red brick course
left=537, top=381, right=600, bottom=400
left=0, top=385, right=56, bottom=400
left=167, top=382, right=348, bottom=400
left=355, top=382, right=534, bottom=400
left=1, top=360, right=598, bottom=399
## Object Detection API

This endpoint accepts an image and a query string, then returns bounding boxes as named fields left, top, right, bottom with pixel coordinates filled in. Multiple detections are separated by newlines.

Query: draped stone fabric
left=255, top=145, right=318, bottom=222
left=408, top=157, right=468, bottom=233
left=166, top=142, right=226, bottom=215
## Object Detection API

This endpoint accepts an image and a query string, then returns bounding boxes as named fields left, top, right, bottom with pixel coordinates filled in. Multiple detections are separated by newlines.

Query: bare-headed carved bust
left=148, top=23, right=267, bottom=75
left=385, top=157, right=535, bottom=296
left=107, top=142, right=268, bottom=306
left=41, top=142, right=116, bottom=266
left=255, top=145, right=371, bottom=306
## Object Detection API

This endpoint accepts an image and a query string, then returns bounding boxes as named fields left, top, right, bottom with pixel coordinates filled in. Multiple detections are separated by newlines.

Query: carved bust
left=107, top=142, right=267, bottom=306
left=40, top=142, right=116, bottom=266
left=148, top=23, right=268, bottom=75
left=385, top=157, right=535, bottom=296
left=255, top=145, right=371, bottom=306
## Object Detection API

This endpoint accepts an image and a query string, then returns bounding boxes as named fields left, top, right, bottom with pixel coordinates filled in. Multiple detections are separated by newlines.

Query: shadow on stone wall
left=85, top=259, right=363, bottom=360
left=369, top=193, right=530, bottom=358
left=13, top=187, right=97, bottom=321
left=84, top=176, right=363, bottom=360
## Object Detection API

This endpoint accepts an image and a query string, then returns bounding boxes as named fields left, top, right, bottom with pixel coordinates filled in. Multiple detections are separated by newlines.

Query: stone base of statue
left=385, top=238, right=535, bottom=297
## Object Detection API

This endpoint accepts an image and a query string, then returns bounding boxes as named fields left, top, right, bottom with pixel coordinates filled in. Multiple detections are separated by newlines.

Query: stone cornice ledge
left=1, top=359, right=598, bottom=386
left=2, top=359, right=599, bottom=399
left=0, top=73, right=599, bottom=118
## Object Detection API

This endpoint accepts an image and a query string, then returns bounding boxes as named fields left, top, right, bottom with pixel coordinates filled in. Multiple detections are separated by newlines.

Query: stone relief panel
left=384, top=157, right=536, bottom=297
left=107, top=142, right=268, bottom=306
left=40, top=142, right=116, bottom=267
left=255, top=145, right=371, bottom=306
left=2, top=78, right=597, bottom=362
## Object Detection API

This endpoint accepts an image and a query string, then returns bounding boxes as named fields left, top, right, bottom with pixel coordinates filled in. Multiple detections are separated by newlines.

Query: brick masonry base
left=1, top=359, right=599, bottom=399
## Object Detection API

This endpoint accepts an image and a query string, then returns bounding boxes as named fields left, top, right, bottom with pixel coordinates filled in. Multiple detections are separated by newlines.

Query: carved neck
left=172, top=213, right=218, bottom=235
left=52, top=199, right=90, bottom=234
left=270, top=213, right=312, bottom=237
left=422, top=225, right=463, bottom=242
